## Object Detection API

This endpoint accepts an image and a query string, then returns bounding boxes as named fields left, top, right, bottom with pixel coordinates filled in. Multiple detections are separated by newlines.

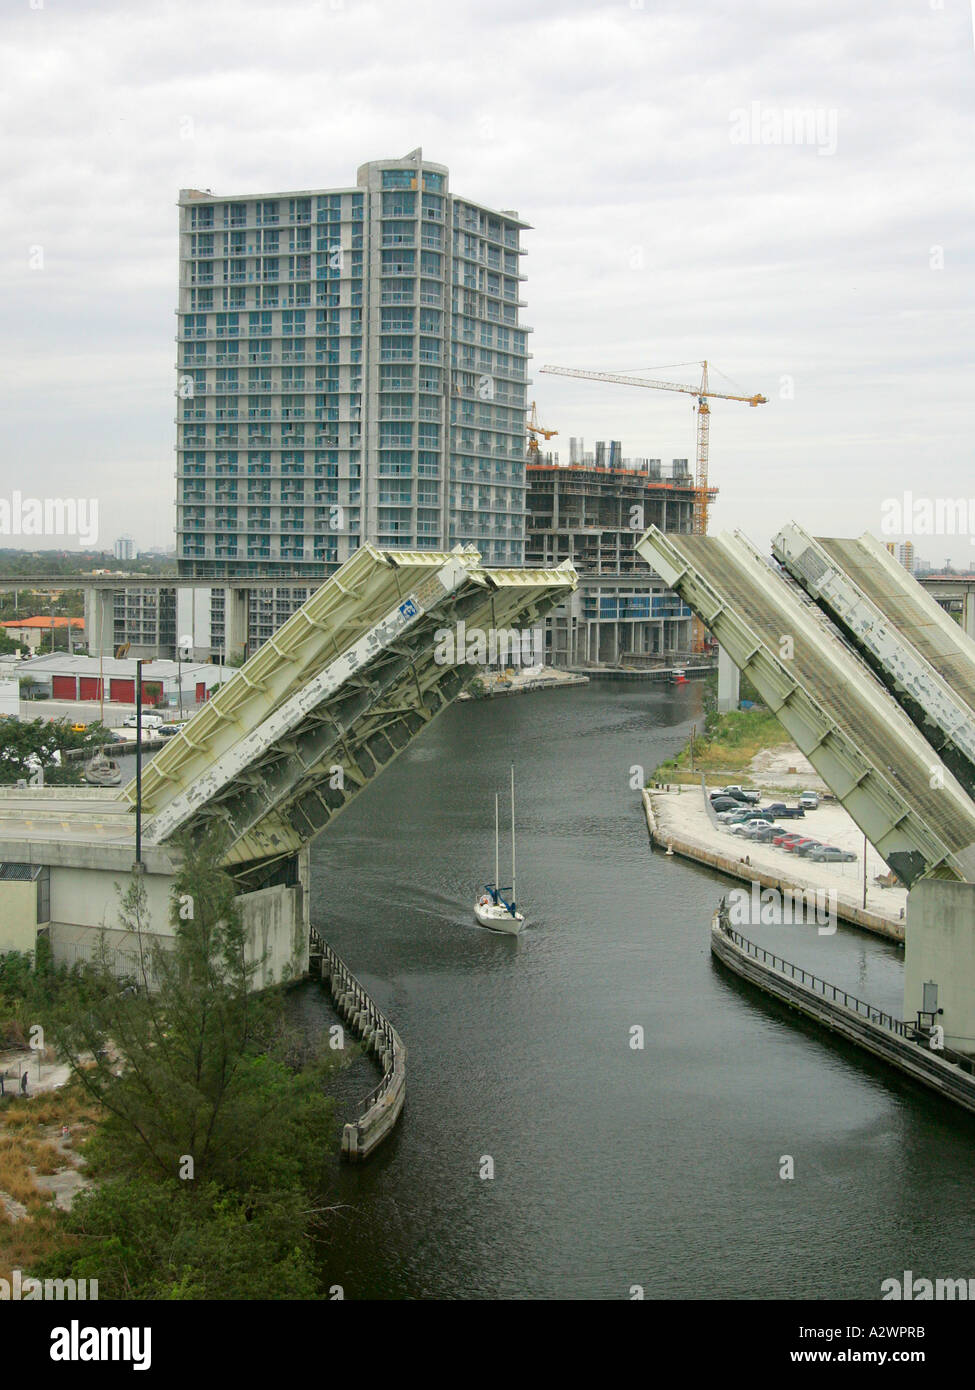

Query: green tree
left=55, top=831, right=334, bottom=1187
left=0, top=716, right=114, bottom=786
left=37, top=829, right=340, bottom=1298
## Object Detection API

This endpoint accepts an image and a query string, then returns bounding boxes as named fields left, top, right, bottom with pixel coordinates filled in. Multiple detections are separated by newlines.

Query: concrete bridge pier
left=717, top=644, right=741, bottom=712
left=904, top=881, right=975, bottom=1055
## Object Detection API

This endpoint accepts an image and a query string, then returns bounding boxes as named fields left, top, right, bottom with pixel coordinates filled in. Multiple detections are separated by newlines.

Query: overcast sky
left=2, top=0, right=972, bottom=561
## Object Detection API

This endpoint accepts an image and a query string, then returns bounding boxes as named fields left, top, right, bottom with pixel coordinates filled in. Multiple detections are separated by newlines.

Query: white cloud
left=0, top=0, right=971, bottom=558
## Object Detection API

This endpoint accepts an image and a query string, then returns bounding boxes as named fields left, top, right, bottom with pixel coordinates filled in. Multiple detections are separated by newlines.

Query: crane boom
left=540, top=364, right=767, bottom=408
left=539, top=358, right=766, bottom=653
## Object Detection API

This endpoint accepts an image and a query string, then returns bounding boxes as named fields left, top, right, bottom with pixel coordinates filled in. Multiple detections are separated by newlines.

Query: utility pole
left=135, top=658, right=143, bottom=868
left=862, top=832, right=868, bottom=909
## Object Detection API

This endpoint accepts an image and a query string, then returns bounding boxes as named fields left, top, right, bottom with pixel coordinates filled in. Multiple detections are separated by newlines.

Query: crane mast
left=526, top=400, right=557, bottom=457
left=539, top=361, right=766, bottom=536
left=539, top=360, right=767, bottom=652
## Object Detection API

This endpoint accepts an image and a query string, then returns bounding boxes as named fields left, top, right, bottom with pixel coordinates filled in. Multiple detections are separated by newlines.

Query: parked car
left=158, top=721, right=188, bottom=739
left=720, top=785, right=761, bottom=803
left=123, top=712, right=164, bottom=729
left=773, top=831, right=805, bottom=848
left=809, top=846, right=856, bottom=863
left=793, top=840, right=825, bottom=857
left=761, top=803, right=805, bottom=819
left=798, top=791, right=820, bottom=810
left=747, top=825, right=781, bottom=843
left=740, top=819, right=775, bottom=839
left=709, top=796, right=741, bottom=812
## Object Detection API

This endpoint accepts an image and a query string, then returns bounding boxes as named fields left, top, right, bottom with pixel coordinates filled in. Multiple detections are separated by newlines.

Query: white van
left=123, top=712, right=164, bottom=729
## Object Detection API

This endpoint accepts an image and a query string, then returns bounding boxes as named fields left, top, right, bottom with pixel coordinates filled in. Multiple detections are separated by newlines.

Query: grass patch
left=0, top=1081, right=101, bottom=1284
left=0, top=1149, right=51, bottom=1206
left=653, top=706, right=792, bottom=781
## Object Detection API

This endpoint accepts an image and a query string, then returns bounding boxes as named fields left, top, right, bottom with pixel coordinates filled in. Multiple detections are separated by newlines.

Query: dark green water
left=296, top=684, right=975, bottom=1300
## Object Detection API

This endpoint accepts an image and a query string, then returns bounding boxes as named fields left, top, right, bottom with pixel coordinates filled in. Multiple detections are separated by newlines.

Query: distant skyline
left=2, top=0, right=973, bottom=555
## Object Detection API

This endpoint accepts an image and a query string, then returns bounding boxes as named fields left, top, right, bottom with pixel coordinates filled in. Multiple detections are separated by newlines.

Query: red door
left=79, top=677, right=102, bottom=701
left=52, top=675, right=77, bottom=700
left=110, top=678, right=135, bottom=703
left=140, top=683, right=159, bottom=707
left=196, top=682, right=206, bottom=702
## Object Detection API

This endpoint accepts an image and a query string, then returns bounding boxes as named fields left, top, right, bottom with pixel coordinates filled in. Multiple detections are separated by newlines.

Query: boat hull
left=474, top=902, right=526, bottom=934
left=84, top=760, right=122, bottom=787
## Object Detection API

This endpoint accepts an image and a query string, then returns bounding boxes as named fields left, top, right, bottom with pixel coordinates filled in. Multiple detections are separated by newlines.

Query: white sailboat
left=474, top=766, right=526, bottom=934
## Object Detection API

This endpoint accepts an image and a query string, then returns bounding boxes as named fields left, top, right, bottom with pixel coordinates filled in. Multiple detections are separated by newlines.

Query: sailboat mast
left=494, top=792, right=499, bottom=890
left=510, top=764, right=516, bottom=906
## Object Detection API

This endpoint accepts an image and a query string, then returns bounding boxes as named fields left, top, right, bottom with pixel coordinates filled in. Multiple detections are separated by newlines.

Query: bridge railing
left=717, top=916, right=909, bottom=1038
left=310, top=928, right=405, bottom=1152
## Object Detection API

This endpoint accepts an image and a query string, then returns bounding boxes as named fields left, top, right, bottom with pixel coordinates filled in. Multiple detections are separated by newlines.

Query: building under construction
left=526, top=445, right=713, bottom=667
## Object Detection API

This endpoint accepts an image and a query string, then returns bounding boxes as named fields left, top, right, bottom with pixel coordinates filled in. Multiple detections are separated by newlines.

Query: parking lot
left=18, top=697, right=198, bottom=730
left=649, top=782, right=909, bottom=924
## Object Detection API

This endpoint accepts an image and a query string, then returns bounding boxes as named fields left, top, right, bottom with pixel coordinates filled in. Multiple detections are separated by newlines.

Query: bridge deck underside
left=673, top=536, right=975, bottom=860
left=818, top=537, right=975, bottom=718
left=120, top=546, right=576, bottom=867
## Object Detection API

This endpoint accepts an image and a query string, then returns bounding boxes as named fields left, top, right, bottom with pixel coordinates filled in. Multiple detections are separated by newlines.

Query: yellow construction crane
left=526, top=400, right=558, bottom=457
left=539, top=362, right=766, bottom=535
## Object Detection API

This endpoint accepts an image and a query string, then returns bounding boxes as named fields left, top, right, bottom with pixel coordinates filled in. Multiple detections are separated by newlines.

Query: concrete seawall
left=457, top=668, right=589, bottom=700
left=311, top=936, right=406, bottom=1161
left=710, top=913, right=975, bottom=1117
left=642, top=788, right=904, bottom=942
left=568, top=663, right=715, bottom=683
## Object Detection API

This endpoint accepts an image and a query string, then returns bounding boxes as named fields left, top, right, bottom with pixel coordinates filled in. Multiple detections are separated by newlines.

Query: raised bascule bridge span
left=0, top=544, right=576, bottom=982
left=0, top=544, right=575, bottom=1158
left=636, top=522, right=975, bottom=1059
left=773, top=524, right=975, bottom=805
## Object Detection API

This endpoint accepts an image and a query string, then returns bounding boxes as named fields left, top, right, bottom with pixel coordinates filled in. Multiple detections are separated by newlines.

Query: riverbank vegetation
left=0, top=831, right=343, bottom=1299
left=652, top=675, right=792, bottom=782
left=0, top=716, right=116, bottom=786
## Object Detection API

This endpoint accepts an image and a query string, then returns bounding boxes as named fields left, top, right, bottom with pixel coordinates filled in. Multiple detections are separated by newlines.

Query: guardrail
left=309, top=927, right=406, bottom=1159
left=719, top=918, right=908, bottom=1037
left=711, top=905, right=975, bottom=1116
